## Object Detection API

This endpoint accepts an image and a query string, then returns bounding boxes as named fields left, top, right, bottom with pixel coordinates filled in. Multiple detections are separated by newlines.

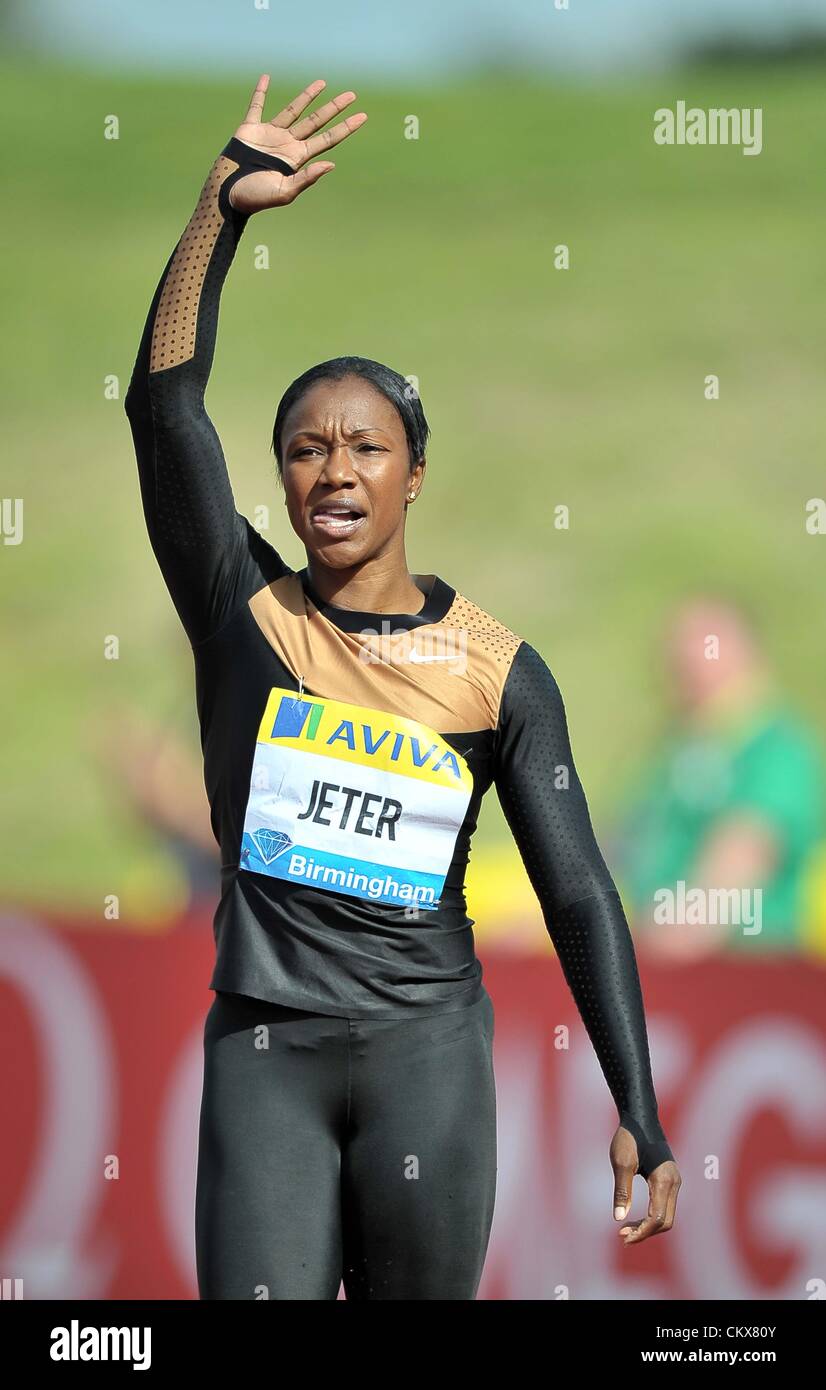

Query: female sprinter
left=125, top=75, right=680, bottom=1300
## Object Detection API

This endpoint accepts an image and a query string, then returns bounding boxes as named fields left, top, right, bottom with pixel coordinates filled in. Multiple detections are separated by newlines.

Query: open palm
left=229, top=75, right=368, bottom=214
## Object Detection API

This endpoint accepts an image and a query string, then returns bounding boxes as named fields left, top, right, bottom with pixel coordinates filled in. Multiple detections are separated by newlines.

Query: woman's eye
left=292, top=443, right=383, bottom=458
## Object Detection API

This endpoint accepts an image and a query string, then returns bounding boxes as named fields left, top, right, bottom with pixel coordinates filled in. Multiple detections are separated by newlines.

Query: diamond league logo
left=251, top=828, right=294, bottom=865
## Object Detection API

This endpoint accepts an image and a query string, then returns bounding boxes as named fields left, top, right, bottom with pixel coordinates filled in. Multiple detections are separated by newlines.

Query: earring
left=408, top=491, right=416, bottom=501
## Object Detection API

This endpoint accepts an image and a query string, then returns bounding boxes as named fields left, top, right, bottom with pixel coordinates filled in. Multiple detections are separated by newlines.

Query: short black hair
left=271, top=356, right=430, bottom=479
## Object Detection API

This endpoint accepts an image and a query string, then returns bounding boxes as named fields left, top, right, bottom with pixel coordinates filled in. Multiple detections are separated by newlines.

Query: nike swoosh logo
left=407, top=650, right=460, bottom=663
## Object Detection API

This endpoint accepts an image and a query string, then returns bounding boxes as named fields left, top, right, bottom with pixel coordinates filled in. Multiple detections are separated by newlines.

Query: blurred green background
left=2, top=54, right=825, bottom=919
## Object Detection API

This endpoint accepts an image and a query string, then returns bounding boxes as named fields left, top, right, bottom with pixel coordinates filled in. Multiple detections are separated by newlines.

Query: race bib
left=239, top=687, right=474, bottom=910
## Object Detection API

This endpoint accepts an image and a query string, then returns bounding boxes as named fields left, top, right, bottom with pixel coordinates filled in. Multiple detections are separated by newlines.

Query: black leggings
left=195, top=988, right=497, bottom=1299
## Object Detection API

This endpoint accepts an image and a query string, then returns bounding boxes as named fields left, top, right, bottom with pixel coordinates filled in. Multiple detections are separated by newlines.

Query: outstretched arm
left=124, top=76, right=367, bottom=644
left=493, top=641, right=679, bottom=1208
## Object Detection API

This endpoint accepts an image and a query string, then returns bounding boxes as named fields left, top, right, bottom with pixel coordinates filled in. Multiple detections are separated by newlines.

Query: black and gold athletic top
left=125, top=137, right=673, bottom=1178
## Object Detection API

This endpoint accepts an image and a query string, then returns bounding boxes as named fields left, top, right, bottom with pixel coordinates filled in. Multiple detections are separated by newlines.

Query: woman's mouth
left=310, top=506, right=367, bottom=538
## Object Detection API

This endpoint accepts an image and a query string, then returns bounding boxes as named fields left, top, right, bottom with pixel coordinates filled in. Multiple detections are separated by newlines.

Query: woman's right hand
left=228, top=74, right=367, bottom=215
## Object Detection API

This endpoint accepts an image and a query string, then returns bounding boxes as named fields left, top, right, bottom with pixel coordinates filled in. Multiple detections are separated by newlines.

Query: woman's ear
left=410, top=456, right=426, bottom=491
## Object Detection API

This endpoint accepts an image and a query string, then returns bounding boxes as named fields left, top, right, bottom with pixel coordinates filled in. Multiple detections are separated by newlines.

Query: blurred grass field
left=1, top=57, right=825, bottom=920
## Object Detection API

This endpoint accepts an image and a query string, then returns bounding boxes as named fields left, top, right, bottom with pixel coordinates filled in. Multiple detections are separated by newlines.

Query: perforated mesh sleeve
left=493, top=641, right=674, bottom=1179
left=124, top=138, right=295, bottom=644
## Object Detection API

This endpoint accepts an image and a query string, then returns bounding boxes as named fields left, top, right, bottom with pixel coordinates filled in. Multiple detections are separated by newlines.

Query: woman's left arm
left=492, top=640, right=681, bottom=1241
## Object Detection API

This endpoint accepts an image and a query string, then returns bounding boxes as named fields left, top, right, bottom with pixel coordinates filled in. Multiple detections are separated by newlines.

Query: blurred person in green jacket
left=612, top=596, right=825, bottom=959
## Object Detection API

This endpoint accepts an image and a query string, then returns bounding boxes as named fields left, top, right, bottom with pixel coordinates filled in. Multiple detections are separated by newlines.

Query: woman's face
left=280, top=376, right=424, bottom=569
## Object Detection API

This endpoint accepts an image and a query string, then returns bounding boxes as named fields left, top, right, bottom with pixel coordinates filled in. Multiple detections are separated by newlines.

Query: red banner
left=1, top=909, right=824, bottom=1300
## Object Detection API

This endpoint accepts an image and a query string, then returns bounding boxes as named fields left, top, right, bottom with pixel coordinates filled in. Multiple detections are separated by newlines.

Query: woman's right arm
left=124, top=76, right=367, bottom=645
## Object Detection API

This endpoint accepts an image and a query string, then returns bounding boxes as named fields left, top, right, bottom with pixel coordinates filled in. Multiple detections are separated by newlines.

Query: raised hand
left=229, top=74, right=367, bottom=214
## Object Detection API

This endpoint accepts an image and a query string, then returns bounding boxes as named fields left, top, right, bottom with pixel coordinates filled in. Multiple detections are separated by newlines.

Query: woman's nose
left=321, top=443, right=359, bottom=476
